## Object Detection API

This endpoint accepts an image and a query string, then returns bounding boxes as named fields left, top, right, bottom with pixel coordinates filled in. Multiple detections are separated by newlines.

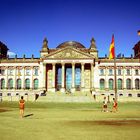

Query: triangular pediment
left=46, top=47, right=95, bottom=59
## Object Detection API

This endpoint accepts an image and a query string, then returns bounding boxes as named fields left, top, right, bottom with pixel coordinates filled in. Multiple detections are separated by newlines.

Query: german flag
left=109, top=35, right=115, bottom=59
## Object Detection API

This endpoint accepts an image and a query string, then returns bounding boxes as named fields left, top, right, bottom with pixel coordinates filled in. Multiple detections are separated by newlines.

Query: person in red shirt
left=112, top=98, right=118, bottom=112
left=19, top=96, right=25, bottom=118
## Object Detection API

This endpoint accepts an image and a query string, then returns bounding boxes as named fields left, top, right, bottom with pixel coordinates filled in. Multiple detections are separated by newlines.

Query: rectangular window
left=135, top=69, right=139, bottom=75
left=34, top=68, right=38, bottom=76
left=8, top=69, right=13, bottom=75
left=100, top=69, right=104, bottom=75
left=126, top=69, right=130, bottom=75
left=26, top=69, right=30, bottom=76
left=0, top=69, right=5, bottom=75
left=118, top=69, right=121, bottom=75
left=109, top=69, right=113, bottom=75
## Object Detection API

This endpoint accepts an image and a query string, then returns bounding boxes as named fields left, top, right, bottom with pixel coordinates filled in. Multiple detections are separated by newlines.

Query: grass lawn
left=0, top=101, right=140, bottom=140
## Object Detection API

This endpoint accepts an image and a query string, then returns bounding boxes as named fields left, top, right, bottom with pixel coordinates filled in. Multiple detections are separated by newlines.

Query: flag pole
left=113, top=35, right=117, bottom=102
left=109, top=34, right=117, bottom=102
left=114, top=56, right=117, bottom=102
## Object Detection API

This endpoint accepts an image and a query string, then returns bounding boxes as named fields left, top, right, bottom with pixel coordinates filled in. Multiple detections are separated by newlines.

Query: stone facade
left=0, top=39, right=140, bottom=97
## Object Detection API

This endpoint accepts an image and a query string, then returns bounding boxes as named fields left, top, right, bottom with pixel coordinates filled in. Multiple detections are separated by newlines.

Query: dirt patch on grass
left=66, top=120, right=140, bottom=126
left=0, top=108, right=10, bottom=113
left=94, top=120, right=140, bottom=126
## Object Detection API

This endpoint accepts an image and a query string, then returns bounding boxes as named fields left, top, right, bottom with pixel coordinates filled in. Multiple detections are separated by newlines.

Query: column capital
left=30, top=66, right=34, bottom=69
left=81, top=63, right=85, bottom=66
left=52, top=63, right=56, bottom=66
left=61, top=63, right=65, bottom=66
left=72, top=62, right=75, bottom=66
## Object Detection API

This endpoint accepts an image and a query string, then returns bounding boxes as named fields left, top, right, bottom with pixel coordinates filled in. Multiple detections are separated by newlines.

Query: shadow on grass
left=66, top=120, right=140, bottom=126
left=24, top=114, right=34, bottom=118
left=0, top=108, right=11, bottom=113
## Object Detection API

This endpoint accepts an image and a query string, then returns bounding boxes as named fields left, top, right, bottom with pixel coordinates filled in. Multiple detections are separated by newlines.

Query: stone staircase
left=38, top=94, right=94, bottom=102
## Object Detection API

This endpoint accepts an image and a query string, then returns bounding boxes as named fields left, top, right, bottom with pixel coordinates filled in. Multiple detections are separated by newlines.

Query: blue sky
left=0, top=0, right=140, bottom=58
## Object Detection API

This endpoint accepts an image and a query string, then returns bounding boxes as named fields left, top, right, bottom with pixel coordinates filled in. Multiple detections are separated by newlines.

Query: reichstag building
left=0, top=38, right=140, bottom=97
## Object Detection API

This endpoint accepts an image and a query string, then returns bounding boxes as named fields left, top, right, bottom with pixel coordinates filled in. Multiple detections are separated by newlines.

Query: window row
left=100, top=69, right=139, bottom=76
left=0, top=78, right=39, bottom=89
left=0, top=68, right=39, bottom=76
left=100, top=78, right=140, bottom=90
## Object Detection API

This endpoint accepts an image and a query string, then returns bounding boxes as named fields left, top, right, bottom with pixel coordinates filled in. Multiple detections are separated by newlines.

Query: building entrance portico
left=45, top=62, right=94, bottom=93
left=42, top=41, right=95, bottom=93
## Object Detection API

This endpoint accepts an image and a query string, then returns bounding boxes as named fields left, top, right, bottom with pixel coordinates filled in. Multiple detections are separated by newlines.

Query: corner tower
left=0, top=41, right=9, bottom=59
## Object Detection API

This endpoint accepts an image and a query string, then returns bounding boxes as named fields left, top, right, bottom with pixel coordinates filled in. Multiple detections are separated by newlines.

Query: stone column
left=61, top=63, right=65, bottom=93
left=71, top=63, right=75, bottom=93
left=81, top=63, right=85, bottom=92
left=30, top=66, right=33, bottom=89
left=42, top=63, right=46, bottom=90
left=5, top=67, right=8, bottom=89
left=13, top=67, right=16, bottom=89
left=90, top=63, right=94, bottom=90
left=105, top=67, right=108, bottom=89
left=52, top=63, right=56, bottom=92
left=123, top=67, right=126, bottom=89
left=131, top=68, right=134, bottom=89
left=22, top=66, right=25, bottom=90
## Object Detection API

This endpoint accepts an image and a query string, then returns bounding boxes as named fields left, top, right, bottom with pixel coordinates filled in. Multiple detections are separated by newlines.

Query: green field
left=0, top=101, right=140, bottom=140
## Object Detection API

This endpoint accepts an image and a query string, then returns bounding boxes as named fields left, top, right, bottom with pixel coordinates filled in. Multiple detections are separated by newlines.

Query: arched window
left=25, top=79, right=30, bottom=89
left=126, top=79, right=131, bottom=89
left=34, top=79, right=39, bottom=89
left=8, top=79, right=13, bottom=89
left=135, top=79, right=140, bottom=89
left=17, top=79, right=21, bottom=89
left=117, top=79, right=122, bottom=90
left=109, top=79, right=113, bottom=90
left=1, top=79, right=5, bottom=89
left=100, top=79, right=105, bottom=90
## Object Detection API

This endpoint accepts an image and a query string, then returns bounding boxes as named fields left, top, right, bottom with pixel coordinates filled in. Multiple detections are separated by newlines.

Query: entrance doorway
left=66, top=67, right=72, bottom=91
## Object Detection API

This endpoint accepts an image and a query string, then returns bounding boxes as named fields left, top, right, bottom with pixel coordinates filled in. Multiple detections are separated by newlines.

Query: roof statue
left=89, top=37, right=97, bottom=51
left=89, top=37, right=98, bottom=57
left=41, top=38, right=49, bottom=52
left=40, top=38, right=49, bottom=57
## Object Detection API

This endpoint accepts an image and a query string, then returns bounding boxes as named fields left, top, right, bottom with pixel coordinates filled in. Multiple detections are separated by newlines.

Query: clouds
left=7, top=51, right=16, bottom=58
